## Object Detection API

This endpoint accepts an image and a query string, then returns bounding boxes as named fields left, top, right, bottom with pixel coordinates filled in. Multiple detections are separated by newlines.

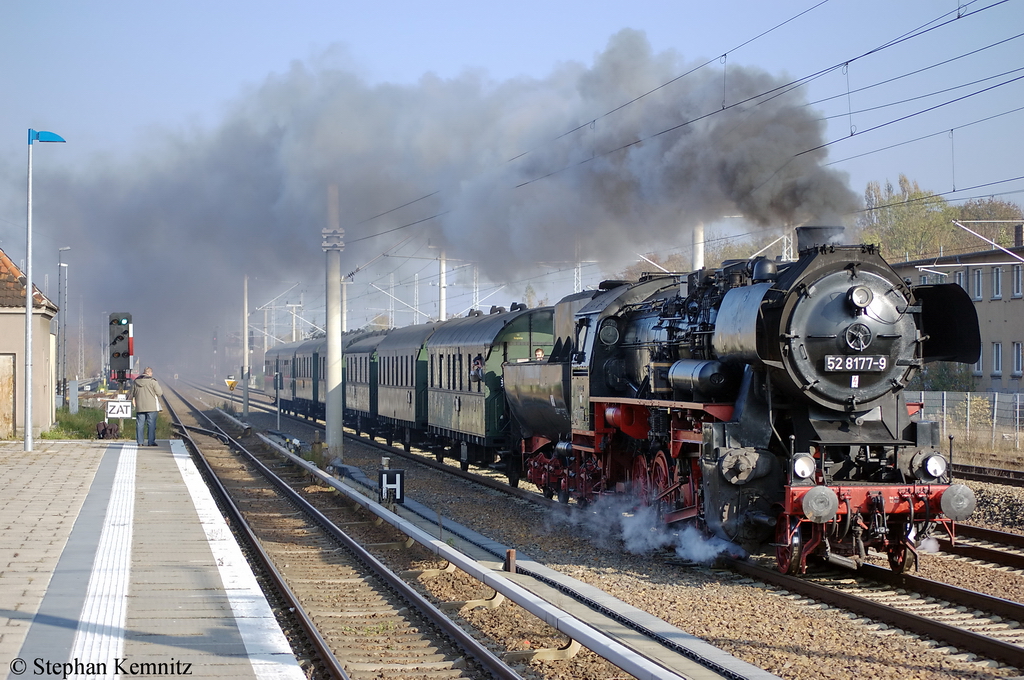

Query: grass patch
left=42, top=406, right=175, bottom=441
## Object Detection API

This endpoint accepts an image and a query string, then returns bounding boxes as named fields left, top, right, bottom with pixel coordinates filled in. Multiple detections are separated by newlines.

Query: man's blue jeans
left=136, top=411, right=158, bottom=446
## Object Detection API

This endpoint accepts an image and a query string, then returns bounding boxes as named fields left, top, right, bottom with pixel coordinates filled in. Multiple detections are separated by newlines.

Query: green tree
left=857, top=175, right=954, bottom=259
left=858, top=175, right=1023, bottom=259
left=948, top=197, right=1024, bottom=252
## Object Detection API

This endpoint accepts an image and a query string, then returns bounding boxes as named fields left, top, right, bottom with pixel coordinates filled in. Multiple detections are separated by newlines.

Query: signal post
left=108, top=312, right=133, bottom=386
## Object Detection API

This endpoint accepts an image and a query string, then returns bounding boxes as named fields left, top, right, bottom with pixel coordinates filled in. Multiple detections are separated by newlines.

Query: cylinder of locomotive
left=666, top=359, right=735, bottom=399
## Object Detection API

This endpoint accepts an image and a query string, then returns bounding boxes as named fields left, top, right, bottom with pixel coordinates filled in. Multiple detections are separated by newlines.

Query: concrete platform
left=0, top=440, right=305, bottom=680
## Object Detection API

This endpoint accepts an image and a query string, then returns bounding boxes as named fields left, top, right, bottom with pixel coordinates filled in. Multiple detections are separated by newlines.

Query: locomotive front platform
left=0, top=440, right=304, bottom=680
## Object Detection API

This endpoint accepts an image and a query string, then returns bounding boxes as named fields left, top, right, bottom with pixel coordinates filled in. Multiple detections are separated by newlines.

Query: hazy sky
left=1, top=0, right=1021, bottom=370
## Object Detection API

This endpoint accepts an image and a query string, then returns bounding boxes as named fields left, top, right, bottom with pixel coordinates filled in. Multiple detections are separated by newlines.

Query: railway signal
left=108, top=312, right=132, bottom=382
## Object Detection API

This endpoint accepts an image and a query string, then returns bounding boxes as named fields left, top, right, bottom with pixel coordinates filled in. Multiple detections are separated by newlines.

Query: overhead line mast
left=324, top=185, right=345, bottom=462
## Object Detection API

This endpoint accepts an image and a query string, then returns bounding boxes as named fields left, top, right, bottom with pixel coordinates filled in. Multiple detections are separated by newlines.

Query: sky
left=1, top=0, right=1022, bottom=373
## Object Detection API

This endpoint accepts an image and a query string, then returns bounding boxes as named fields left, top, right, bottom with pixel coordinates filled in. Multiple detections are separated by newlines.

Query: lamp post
left=25, top=129, right=66, bottom=451
left=56, top=246, right=69, bottom=406
left=61, top=261, right=69, bottom=403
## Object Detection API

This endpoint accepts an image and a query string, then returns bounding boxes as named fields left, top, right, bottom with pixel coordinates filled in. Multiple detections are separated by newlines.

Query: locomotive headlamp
left=848, top=285, right=874, bottom=309
left=792, top=452, right=816, bottom=479
left=598, top=318, right=621, bottom=345
left=924, top=453, right=947, bottom=479
left=911, top=450, right=948, bottom=482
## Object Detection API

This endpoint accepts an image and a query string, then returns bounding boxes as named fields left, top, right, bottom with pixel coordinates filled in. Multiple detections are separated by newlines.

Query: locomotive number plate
left=824, top=355, right=888, bottom=372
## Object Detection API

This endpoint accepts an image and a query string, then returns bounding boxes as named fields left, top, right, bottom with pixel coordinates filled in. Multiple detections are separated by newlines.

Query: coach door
left=0, top=354, right=13, bottom=438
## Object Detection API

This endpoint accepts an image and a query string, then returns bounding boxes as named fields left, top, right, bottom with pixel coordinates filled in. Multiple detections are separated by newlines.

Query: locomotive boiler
left=504, top=226, right=981, bottom=573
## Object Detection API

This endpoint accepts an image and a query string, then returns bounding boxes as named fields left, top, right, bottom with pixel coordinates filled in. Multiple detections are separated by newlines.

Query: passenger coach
left=425, top=304, right=553, bottom=470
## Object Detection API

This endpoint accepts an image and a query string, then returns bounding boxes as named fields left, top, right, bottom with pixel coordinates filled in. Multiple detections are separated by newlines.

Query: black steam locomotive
left=502, top=226, right=980, bottom=573
left=267, top=226, right=980, bottom=573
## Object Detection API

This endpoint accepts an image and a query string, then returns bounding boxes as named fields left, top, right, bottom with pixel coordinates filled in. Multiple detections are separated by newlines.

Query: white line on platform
left=171, top=440, right=306, bottom=680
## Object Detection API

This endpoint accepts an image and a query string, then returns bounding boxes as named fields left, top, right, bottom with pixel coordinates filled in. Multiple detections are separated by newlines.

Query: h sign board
left=378, top=469, right=405, bottom=504
left=106, top=400, right=133, bottom=419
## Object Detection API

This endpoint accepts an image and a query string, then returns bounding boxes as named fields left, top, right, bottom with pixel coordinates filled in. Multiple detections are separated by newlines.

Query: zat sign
left=106, top=400, right=132, bottom=419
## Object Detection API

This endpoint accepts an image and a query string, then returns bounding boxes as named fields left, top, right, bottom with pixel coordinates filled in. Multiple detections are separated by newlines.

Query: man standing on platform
left=131, top=367, right=163, bottom=446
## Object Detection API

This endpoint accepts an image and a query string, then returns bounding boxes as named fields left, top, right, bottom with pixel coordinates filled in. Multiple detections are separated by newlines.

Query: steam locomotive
left=266, top=226, right=980, bottom=573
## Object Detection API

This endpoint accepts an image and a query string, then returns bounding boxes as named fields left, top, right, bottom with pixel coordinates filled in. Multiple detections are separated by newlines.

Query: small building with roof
left=0, top=247, right=57, bottom=438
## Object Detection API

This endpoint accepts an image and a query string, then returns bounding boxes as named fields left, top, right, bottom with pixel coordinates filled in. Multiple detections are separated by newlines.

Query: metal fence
left=905, top=391, right=1024, bottom=450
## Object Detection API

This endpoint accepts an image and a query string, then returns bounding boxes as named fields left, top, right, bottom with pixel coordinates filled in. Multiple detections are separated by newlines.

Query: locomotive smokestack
left=796, top=226, right=845, bottom=252
left=692, top=222, right=705, bottom=272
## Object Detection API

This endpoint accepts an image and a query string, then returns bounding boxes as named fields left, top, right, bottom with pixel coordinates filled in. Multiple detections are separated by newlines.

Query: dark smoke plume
left=0, top=29, right=858, bottom=369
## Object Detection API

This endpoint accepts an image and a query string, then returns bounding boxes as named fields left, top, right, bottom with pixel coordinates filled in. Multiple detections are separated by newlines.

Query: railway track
left=953, top=463, right=1024, bottom=487
left=165, top=385, right=518, bottom=680
left=728, top=559, right=1024, bottom=669
left=178, top=376, right=1024, bottom=676
left=930, top=524, right=1024, bottom=571
left=170, top=382, right=774, bottom=680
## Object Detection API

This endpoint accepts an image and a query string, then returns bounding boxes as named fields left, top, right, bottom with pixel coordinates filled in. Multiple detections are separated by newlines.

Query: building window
left=993, top=267, right=1003, bottom=299
left=1014, top=342, right=1023, bottom=376
left=975, top=353, right=983, bottom=376
left=1014, top=265, right=1023, bottom=298
left=955, top=270, right=966, bottom=291
left=993, top=342, right=1003, bottom=376
left=974, top=269, right=983, bottom=300
left=920, top=274, right=928, bottom=285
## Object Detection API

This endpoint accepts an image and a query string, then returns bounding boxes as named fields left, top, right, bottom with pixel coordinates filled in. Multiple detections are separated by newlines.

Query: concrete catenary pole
left=323, top=185, right=345, bottom=461
left=242, top=274, right=249, bottom=418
